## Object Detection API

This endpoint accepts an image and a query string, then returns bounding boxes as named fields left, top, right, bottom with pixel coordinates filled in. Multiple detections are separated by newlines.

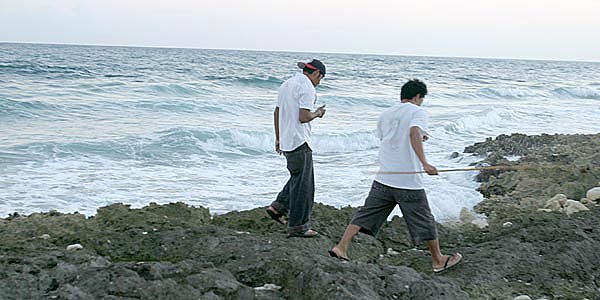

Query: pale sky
left=1, top=0, right=599, bottom=61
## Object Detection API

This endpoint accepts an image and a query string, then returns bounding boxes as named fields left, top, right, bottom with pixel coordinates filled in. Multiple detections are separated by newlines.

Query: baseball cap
left=297, top=59, right=326, bottom=76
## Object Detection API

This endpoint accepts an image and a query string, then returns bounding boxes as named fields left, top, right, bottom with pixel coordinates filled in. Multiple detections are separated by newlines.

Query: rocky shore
left=1, top=133, right=599, bottom=300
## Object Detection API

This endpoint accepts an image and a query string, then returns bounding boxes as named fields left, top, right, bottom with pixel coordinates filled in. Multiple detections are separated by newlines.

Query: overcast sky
left=1, top=0, right=599, bottom=62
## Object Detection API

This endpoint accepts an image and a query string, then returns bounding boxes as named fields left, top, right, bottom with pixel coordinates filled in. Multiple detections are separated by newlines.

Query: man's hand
left=275, top=140, right=282, bottom=155
left=423, top=163, right=438, bottom=175
left=316, top=104, right=326, bottom=118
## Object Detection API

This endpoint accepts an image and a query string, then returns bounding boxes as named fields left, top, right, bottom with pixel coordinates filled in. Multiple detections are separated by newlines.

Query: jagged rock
left=387, top=248, right=401, bottom=255
left=471, top=218, right=488, bottom=229
left=459, top=207, right=477, bottom=223
left=586, top=187, right=600, bottom=201
left=543, top=194, right=590, bottom=216
left=254, top=283, right=281, bottom=291
left=564, top=200, right=590, bottom=216
left=66, top=244, right=83, bottom=251
left=456, top=207, right=488, bottom=229
left=502, top=222, right=513, bottom=228
left=513, top=296, right=532, bottom=300
left=545, top=194, right=567, bottom=211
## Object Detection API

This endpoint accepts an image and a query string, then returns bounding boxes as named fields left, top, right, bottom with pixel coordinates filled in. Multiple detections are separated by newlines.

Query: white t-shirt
left=276, top=73, right=316, bottom=151
left=373, top=102, right=429, bottom=190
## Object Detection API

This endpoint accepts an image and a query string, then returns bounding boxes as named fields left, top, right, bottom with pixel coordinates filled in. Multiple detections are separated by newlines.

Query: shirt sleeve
left=409, top=109, right=429, bottom=134
left=296, top=84, right=315, bottom=110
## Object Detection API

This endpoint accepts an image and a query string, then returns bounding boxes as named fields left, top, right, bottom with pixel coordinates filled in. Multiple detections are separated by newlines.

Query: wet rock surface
left=1, top=133, right=600, bottom=299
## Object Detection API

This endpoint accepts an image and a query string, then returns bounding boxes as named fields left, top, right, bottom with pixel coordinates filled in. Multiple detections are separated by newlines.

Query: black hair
left=400, top=79, right=428, bottom=100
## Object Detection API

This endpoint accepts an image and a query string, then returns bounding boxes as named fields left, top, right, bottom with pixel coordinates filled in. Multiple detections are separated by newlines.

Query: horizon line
left=2, top=41, right=599, bottom=64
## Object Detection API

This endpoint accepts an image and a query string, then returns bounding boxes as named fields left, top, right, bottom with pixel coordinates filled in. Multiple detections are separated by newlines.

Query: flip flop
left=266, top=208, right=286, bottom=225
left=328, top=249, right=350, bottom=262
left=286, top=229, right=319, bottom=238
left=433, top=253, right=463, bottom=273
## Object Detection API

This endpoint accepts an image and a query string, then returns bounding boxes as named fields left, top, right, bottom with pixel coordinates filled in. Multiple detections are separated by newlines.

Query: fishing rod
left=371, top=164, right=540, bottom=175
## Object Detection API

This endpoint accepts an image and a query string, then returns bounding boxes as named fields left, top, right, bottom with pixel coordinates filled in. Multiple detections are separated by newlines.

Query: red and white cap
left=297, top=59, right=326, bottom=76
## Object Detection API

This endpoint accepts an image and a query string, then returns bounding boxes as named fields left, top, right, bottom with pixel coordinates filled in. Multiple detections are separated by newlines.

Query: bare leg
left=330, top=224, right=361, bottom=259
left=426, top=239, right=445, bottom=265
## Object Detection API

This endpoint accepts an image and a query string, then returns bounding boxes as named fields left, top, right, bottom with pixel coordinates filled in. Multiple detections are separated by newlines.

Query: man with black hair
left=328, top=79, right=462, bottom=273
left=266, top=59, right=327, bottom=238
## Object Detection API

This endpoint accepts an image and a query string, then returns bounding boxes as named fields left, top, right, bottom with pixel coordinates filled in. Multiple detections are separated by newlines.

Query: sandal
left=266, top=207, right=286, bottom=225
left=433, top=253, right=463, bottom=273
left=328, top=249, right=350, bottom=261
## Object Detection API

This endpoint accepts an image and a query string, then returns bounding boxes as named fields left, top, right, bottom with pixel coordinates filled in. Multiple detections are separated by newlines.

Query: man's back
left=374, top=102, right=428, bottom=189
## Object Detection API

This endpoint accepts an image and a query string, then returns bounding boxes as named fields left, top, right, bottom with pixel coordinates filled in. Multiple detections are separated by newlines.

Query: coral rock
left=459, top=207, right=476, bottom=223
left=564, top=200, right=590, bottom=216
left=586, top=187, right=600, bottom=201
left=472, top=218, right=489, bottom=229
left=66, top=244, right=83, bottom=251
left=545, top=194, right=567, bottom=211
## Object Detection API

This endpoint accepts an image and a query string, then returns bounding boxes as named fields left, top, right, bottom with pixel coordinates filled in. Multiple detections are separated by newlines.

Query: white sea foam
left=440, top=107, right=521, bottom=135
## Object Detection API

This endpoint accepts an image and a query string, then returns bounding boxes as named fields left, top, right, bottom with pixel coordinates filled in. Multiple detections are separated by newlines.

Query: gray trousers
left=350, top=181, right=438, bottom=245
left=271, top=143, right=314, bottom=234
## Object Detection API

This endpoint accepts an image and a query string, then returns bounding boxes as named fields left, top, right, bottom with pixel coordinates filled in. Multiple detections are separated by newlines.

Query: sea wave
left=148, top=84, right=203, bottom=97
left=130, top=99, right=227, bottom=113
left=441, top=107, right=521, bottom=134
left=0, top=98, right=61, bottom=118
left=0, top=61, right=93, bottom=78
left=442, top=87, right=543, bottom=100
left=203, top=75, right=283, bottom=89
left=551, top=87, right=600, bottom=100
left=103, top=74, right=142, bottom=78
left=0, top=96, right=242, bottom=120
left=322, top=96, right=393, bottom=107
left=478, top=87, right=541, bottom=98
left=1, top=128, right=268, bottom=165
left=236, top=76, right=283, bottom=88
left=1, top=127, right=384, bottom=166
left=313, top=131, right=379, bottom=154
left=202, top=75, right=283, bottom=89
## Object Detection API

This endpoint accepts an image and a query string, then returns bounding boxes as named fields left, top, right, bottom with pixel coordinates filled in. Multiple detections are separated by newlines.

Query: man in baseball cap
left=266, top=59, right=327, bottom=237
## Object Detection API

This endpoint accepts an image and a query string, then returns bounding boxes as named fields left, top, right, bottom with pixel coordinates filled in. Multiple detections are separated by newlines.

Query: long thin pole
left=372, top=164, right=535, bottom=175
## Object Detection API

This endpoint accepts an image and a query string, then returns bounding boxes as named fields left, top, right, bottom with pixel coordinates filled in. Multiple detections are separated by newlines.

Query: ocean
left=1, top=43, right=599, bottom=221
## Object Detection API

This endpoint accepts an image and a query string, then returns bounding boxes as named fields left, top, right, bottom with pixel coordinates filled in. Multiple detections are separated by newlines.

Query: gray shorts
left=350, top=181, right=438, bottom=245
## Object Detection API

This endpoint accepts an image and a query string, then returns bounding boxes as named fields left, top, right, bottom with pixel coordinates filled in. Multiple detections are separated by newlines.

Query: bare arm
left=409, top=126, right=438, bottom=175
left=299, top=105, right=326, bottom=123
left=274, top=107, right=281, bottom=154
